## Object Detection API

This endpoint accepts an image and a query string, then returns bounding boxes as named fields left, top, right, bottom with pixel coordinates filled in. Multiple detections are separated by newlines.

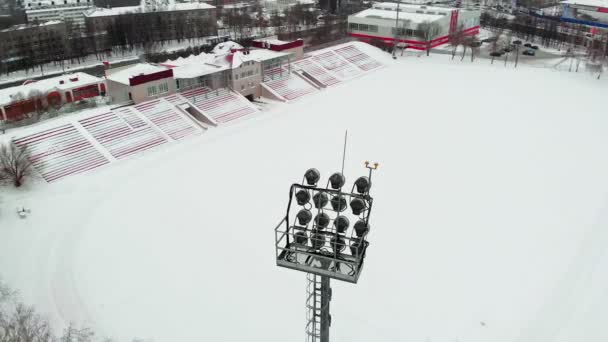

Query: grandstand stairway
left=79, top=111, right=168, bottom=160
left=333, top=45, right=382, bottom=71
left=293, top=59, right=341, bottom=87
left=180, top=87, right=259, bottom=124
left=134, top=99, right=204, bottom=140
left=312, top=51, right=362, bottom=80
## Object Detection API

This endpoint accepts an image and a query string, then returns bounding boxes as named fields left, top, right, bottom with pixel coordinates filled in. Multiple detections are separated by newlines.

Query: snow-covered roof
left=26, top=6, right=91, bottom=13
left=352, top=8, right=445, bottom=23
left=105, top=63, right=170, bottom=85
left=162, top=42, right=289, bottom=79
left=349, top=3, right=466, bottom=24
left=85, top=2, right=215, bottom=17
left=212, top=41, right=244, bottom=54
left=241, top=49, right=290, bottom=62
left=171, top=63, right=229, bottom=79
left=0, top=20, right=63, bottom=32
left=561, top=0, right=608, bottom=7
left=0, top=72, right=102, bottom=106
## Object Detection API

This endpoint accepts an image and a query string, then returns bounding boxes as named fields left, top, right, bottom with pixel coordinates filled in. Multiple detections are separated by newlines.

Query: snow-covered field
left=2, top=47, right=608, bottom=342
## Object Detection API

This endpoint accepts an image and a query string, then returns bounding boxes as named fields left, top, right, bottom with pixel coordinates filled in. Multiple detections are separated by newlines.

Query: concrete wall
left=231, top=60, right=262, bottom=98
left=130, top=78, right=177, bottom=104
left=106, top=79, right=132, bottom=104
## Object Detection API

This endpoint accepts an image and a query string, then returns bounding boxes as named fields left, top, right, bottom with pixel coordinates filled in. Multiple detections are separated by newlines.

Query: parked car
left=531, top=45, right=539, bottom=50
left=490, top=51, right=503, bottom=57
left=524, top=43, right=532, bottom=48
left=522, top=49, right=535, bottom=56
left=512, top=40, right=522, bottom=45
left=471, top=41, right=482, bottom=47
left=482, top=37, right=498, bottom=43
left=503, top=46, right=514, bottom=52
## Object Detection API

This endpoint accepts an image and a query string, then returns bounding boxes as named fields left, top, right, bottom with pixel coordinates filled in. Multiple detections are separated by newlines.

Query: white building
left=26, top=4, right=92, bottom=28
left=105, top=63, right=177, bottom=104
left=347, top=2, right=480, bottom=50
left=264, top=0, right=314, bottom=12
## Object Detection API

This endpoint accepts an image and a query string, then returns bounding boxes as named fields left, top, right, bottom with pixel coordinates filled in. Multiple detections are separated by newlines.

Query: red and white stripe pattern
left=333, top=45, right=382, bottom=71
left=13, top=124, right=110, bottom=183
left=163, top=93, right=189, bottom=106
left=79, top=111, right=167, bottom=160
left=134, top=99, right=201, bottom=140
left=263, top=66, right=290, bottom=82
left=312, top=51, right=361, bottom=79
left=263, top=73, right=318, bottom=101
left=294, top=59, right=341, bottom=87
left=181, top=87, right=258, bottom=124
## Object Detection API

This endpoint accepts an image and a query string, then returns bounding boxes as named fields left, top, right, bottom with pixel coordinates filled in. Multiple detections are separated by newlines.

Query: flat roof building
left=0, top=72, right=105, bottom=122
left=347, top=3, right=480, bottom=50
left=562, top=0, right=608, bottom=28
left=105, top=63, right=176, bottom=104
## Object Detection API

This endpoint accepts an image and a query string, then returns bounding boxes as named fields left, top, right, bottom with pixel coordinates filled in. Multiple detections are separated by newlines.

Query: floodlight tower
left=274, top=162, right=379, bottom=342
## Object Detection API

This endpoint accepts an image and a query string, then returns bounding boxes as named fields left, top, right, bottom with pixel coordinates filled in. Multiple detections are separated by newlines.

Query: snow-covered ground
left=1, top=47, right=608, bottom=342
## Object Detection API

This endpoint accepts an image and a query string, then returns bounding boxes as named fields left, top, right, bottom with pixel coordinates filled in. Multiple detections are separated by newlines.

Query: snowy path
left=1, top=48, right=608, bottom=342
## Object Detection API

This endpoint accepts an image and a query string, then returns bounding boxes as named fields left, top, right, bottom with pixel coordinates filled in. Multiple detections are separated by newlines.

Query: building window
left=241, top=84, right=245, bottom=90
left=147, top=85, right=157, bottom=97
left=368, top=25, right=378, bottom=33
left=176, top=79, right=180, bottom=89
left=247, top=70, right=253, bottom=77
left=158, top=82, right=169, bottom=93
left=349, top=22, right=359, bottom=30
left=358, top=24, right=369, bottom=31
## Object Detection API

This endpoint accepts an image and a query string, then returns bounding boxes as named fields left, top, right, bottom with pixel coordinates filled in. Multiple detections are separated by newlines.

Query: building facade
left=85, top=2, right=217, bottom=48
left=105, top=63, right=177, bottom=104
left=562, top=0, right=608, bottom=28
left=0, top=21, right=67, bottom=72
left=347, top=3, right=480, bottom=50
left=26, top=5, right=92, bottom=30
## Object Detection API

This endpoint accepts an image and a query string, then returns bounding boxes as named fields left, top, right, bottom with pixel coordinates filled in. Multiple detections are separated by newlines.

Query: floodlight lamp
left=330, top=195, right=347, bottom=212
left=310, top=231, right=326, bottom=249
left=354, top=176, right=371, bottom=194
left=313, top=192, right=329, bottom=208
left=329, top=172, right=345, bottom=189
left=350, top=198, right=366, bottom=215
left=304, top=168, right=321, bottom=185
left=350, top=239, right=365, bottom=257
left=294, top=231, right=308, bottom=245
left=314, top=212, right=330, bottom=230
left=330, top=236, right=346, bottom=253
left=333, top=215, right=350, bottom=233
left=354, top=220, right=370, bottom=237
left=295, top=189, right=310, bottom=205
left=296, top=209, right=312, bottom=226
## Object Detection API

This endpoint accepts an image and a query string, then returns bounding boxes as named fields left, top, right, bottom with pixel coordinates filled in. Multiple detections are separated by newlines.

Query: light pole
left=274, top=162, right=379, bottom=342
left=393, top=0, right=402, bottom=59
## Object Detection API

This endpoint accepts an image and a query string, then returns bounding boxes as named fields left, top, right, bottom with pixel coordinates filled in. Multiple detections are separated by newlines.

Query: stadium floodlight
left=328, top=172, right=345, bottom=189
left=274, top=161, right=379, bottom=342
left=333, top=215, right=349, bottom=233
left=297, top=209, right=313, bottom=226
left=353, top=176, right=371, bottom=194
left=330, top=195, right=347, bottom=212
left=313, top=192, right=329, bottom=208
left=305, top=168, right=321, bottom=185
left=314, top=212, right=331, bottom=230
left=350, top=198, right=366, bottom=215
left=296, top=189, right=311, bottom=205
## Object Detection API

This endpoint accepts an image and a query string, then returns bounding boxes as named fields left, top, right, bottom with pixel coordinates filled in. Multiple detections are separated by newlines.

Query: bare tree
left=417, top=21, right=441, bottom=56
left=0, top=143, right=33, bottom=187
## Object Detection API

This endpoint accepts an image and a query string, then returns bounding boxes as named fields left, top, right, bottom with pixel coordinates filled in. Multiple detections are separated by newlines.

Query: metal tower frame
left=275, top=162, right=378, bottom=342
